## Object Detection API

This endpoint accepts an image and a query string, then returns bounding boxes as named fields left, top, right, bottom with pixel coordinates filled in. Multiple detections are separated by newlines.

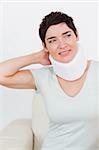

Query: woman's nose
left=58, top=39, right=67, bottom=49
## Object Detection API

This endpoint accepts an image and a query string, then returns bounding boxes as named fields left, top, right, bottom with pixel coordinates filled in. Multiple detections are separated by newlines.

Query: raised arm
left=0, top=50, right=50, bottom=89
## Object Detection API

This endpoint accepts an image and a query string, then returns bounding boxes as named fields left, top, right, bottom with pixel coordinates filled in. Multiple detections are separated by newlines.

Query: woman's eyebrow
left=62, top=31, right=71, bottom=35
left=47, top=36, right=56, bottom=40
left=47, top=31, right=71, bottom=40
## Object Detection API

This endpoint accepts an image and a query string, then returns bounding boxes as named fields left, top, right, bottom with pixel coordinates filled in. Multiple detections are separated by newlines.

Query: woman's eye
left=49, top=39, right=56, bottom=43
left=67, top=34, right=71, bottom=37
left=63, top=34, right=71, bottom=39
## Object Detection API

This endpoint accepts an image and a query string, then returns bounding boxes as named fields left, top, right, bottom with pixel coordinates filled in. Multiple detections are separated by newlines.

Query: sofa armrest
left=0, top=119, right=33, bottom=150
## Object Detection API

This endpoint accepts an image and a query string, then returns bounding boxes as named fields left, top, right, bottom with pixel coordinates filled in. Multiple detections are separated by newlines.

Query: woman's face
left=44, top=23, right=79, bottom=63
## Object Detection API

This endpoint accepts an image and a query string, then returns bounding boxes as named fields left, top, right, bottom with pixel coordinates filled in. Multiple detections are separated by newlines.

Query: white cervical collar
left=49, top=46, right=88, bottom=81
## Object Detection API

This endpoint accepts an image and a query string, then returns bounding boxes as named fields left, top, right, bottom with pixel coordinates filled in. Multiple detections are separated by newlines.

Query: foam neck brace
left=49, top=47, right=88, bottom=81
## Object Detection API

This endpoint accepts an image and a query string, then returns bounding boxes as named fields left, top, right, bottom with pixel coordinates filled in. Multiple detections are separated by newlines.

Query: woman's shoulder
left=90, top=59, right=99, bottom=69
left=89, top=60, right=99, bottom=77
left=91, top=59, right=99, bottom=64
left=30, top=65, right=53, bottom=77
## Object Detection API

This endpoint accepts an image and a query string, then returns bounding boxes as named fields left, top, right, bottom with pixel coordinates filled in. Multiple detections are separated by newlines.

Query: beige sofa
left=0, top=119, right=33, bottom=150
left=0, top=92, right=49, bottom=150
left=0, top=92, right=99, bottom=150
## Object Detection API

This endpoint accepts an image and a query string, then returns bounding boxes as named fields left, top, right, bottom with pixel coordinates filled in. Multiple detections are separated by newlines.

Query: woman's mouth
left=58, top=50, right=71, bottom=57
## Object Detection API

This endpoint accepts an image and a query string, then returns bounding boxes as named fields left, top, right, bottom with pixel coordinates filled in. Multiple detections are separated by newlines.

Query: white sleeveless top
left=30, top=60, right=99, bottom=150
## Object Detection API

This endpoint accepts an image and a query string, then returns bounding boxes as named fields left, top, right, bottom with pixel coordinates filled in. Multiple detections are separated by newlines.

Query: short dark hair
left=39, top=11, right=77, bottom=45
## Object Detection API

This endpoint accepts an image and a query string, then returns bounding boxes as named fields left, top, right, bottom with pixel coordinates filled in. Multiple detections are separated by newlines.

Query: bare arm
left=0, top=50, right=51, bottom=89
left=0, top=69, right=36, bottom=89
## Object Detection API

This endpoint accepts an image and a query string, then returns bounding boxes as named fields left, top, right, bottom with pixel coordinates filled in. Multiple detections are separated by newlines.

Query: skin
left=0, top=22, right=91, bottom=97
left=43, top=22, right=91, bottom=97
left=44, top=22, right=79, bottom=63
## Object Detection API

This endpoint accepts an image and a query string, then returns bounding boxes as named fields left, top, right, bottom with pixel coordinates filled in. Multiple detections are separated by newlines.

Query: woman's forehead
left=45, top=23, right=72, bottom=38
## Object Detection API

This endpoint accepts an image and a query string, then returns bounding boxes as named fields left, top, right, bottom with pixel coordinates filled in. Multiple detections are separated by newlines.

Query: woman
left=0, top=11, right=98, bottom=150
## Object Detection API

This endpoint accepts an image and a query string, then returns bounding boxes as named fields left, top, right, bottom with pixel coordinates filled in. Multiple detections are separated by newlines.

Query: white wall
left=0, top=1, right=98, bottom=129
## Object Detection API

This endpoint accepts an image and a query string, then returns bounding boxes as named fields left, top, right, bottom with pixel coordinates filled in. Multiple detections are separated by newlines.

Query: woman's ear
left=76, top=31, right=79, bottom=41
left=42, top=42, right=49, bottom=52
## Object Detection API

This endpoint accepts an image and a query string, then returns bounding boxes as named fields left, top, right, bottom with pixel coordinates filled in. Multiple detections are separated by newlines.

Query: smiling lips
left=58, top=50, right=71, bottom=56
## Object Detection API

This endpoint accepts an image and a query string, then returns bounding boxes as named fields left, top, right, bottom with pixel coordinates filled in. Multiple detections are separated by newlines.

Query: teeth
left=59, top=50, right=70, bottom=55
left=60, top=51, right=67, bottom=54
